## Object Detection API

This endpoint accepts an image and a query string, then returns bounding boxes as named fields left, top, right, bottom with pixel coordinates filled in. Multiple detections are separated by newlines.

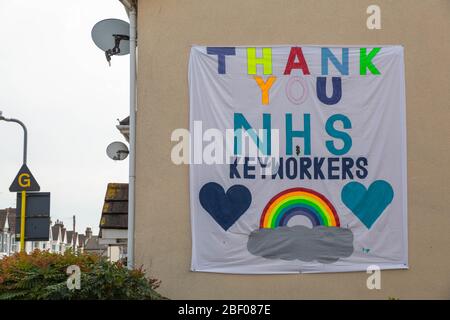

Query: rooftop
left=116, top=116, right=130, bottom=142
left=0, top=208, right=16, bottom=233
left=84, top=235, right=107, bottom=252
left=100, top=183, right=128, bottom=230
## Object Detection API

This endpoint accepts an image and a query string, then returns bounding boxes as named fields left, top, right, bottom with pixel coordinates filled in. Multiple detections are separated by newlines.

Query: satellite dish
left=106, top=141, right=129, bottom=161
left=91, top=18, right=130, bottom=65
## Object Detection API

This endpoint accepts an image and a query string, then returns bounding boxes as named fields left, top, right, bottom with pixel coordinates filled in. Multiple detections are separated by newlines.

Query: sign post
left=0, top=113, right=47, bottom=251
left=10, top=164, right=40, bottom=252
left=20, top=190, right=26, bottom=251
left=0, top=112, right=33, bottom=252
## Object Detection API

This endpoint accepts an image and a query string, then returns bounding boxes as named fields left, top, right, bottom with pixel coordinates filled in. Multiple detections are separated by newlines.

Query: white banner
left=188, top=45, right=407, bottom=274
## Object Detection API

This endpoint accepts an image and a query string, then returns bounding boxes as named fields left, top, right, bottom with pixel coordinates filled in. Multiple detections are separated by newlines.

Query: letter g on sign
left=18, top=173, right=30, bottom=188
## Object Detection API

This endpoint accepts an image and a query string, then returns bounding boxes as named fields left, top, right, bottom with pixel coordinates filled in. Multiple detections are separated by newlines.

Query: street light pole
left=0, top=111, right=28, bottom=252
left=0, top=111, right=28, bottom=165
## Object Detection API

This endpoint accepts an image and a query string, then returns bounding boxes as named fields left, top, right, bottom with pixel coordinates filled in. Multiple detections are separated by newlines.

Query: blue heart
left=341, top=180, right=394, bottom=229
left=199, top=182, right=252, bottom=231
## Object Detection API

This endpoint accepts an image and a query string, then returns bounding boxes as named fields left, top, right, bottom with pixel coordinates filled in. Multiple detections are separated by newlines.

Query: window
left=0, top=234, right=3, bottom=252
left=10, top=237, right=16, bottom=253
left=5, top=234, right=9, bottom=252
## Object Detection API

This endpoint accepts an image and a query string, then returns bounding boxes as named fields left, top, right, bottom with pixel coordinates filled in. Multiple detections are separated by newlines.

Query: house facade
left=126, top=0, right=450, bottom=299
left=0, top=208, right=18, bottom=257
left=98, top=183, right=128, bottom=262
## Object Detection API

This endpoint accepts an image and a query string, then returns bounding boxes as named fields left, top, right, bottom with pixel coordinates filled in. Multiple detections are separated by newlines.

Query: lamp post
left=0, top=111, right=28, bottom=164
left=0, top=111, right=28, bottom=252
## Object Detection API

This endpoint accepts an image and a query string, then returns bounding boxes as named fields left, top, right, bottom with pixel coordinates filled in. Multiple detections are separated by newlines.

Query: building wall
left=135, top=0, right=450, bottom=299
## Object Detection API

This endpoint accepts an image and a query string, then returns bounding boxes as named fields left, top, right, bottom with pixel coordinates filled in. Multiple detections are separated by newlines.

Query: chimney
left=85, top=227, right=92, bottom=239
left=72, top=215, right=76, bottom=246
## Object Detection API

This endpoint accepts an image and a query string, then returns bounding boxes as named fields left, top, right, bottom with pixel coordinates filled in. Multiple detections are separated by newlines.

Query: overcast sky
left=0, top=0, right=129, bottom=235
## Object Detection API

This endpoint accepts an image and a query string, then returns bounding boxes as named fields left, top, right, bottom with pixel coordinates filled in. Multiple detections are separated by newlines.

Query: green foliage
left=0, top=250, right=166, bottom=300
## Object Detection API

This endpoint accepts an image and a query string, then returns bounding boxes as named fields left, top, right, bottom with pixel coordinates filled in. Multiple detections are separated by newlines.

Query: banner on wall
left=188, top=45, right=407, bottom=274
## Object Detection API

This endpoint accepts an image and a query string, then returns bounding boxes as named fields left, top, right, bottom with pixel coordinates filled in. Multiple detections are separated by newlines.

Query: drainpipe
left=120, top=0, right=136, bottom=270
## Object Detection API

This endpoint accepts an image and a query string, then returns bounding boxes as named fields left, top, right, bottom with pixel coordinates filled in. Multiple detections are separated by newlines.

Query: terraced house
left=0, top=208, right=18, bottom=257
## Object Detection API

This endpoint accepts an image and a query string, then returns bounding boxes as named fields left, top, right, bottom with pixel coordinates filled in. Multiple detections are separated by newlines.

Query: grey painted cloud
left=247, top=225, right=354, bottom=263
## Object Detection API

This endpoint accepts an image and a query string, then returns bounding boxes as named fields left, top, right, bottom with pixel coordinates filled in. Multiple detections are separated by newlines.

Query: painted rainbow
left=260, top=188, right=340, bottom=228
